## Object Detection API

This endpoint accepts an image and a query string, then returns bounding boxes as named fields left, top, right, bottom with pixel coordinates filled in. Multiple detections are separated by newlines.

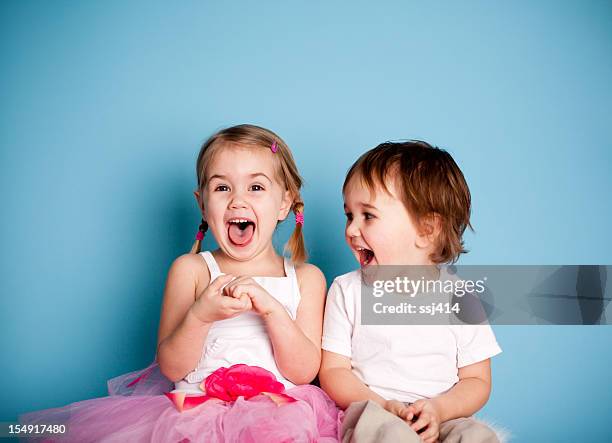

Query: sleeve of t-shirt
left=455, top=324, right=502, bottom=368
left=321, top=278, right=354, bottom=358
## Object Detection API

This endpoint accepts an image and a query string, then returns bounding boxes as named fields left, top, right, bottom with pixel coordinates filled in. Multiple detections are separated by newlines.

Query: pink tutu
left=19, top=361, right=341, bottom=442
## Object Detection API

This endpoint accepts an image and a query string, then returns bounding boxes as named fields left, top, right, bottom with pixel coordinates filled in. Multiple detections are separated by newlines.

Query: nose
left=229, top=190, right=248, bottom=209
left=345, top=218, right=360, bottom=238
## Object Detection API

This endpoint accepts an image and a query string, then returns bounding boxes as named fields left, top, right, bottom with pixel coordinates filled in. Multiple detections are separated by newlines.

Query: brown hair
left=343, top=140, right=472, bottom=264
left=190, top=124, right=307, bottom=263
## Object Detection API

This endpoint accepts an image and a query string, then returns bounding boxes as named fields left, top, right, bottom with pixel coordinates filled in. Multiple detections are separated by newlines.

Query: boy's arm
left=319, top=350, right=387, bottom=409
left=320, top=277, right=403, bottom=412
left=427, top=358, right=492, bottom=422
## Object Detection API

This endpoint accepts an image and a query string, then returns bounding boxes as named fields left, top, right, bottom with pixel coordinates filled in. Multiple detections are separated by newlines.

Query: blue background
left=2, top=1, right=611, bottom=441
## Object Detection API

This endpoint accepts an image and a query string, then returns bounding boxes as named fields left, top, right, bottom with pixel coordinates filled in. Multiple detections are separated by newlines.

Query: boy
left=320, top=141, right=502, bottom=443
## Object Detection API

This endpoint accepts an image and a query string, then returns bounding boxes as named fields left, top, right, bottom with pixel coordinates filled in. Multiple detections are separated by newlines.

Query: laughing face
left=343, top=174, right=434, bottom=267
left=195, top=143, right=292, bottom=261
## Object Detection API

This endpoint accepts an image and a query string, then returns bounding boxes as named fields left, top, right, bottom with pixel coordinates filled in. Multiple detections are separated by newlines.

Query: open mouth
left=227, top=218, right=255, bottom=247
left=356, top=247, right=375, bottom=267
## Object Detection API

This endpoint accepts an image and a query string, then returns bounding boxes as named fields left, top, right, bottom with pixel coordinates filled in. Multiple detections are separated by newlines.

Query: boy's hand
left=223, top=276, right=283, bottom=317
left=383, top=399, right=412, bottom=421
left=405, top=399, right=442, bottom=443
left=190, top=274, right=252, bottom=324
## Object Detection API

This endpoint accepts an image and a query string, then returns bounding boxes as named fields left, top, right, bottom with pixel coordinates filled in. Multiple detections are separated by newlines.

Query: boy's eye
left=214, top=185, right=230, bottom=192
left=364, top=212, right=375, bottom=220
left=345, top=212, right=353, bottom=221
left=250, top=184, right=264, bottom=191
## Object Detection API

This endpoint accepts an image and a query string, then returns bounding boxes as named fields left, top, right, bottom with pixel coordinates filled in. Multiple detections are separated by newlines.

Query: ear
left=193, top=190, right=206, bottom=220
left=277, top=190, right=293, bottom=221
left=415, top=213, right=442, bottom=249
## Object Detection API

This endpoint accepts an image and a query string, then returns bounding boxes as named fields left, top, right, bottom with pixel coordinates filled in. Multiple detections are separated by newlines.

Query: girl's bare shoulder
left=168, top=253, right=211, bottom=299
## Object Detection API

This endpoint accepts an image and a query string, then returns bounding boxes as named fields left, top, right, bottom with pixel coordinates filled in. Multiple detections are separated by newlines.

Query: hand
left=384, top=399, right=413, bottom=421
left=190, top=274, right=252, bottom=324
left=405, top=399, right=442, bottom=443
left=223, top=276, right=283, bottom=317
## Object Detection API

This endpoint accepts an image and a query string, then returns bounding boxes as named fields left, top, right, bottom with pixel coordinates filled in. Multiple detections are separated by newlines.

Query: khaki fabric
left=342, top=400, right=500, bottom=443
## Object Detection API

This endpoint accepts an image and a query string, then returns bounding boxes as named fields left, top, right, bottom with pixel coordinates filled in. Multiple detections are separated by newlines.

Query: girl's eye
left=364, top=212, right=375, bottom=220
left=215, top=185, right=230, bottom=192
left=250, top=184, right=264, bottom=191
left=345, top=212, right=353, bottom=221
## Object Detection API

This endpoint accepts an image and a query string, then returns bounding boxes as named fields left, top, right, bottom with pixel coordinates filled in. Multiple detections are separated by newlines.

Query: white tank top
left=173, top=251, right=302, bottom=393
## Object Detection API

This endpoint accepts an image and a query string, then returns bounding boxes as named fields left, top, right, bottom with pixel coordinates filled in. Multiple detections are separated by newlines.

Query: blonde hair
left=190, top=124, right=307, bottom=263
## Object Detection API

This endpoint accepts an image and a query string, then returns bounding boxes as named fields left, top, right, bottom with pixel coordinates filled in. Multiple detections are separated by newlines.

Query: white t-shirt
left=322, top=269, right=502, bottom=403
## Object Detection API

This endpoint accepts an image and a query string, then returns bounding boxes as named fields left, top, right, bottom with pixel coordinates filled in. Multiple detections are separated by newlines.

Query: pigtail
left=189, top=219, right=208, bottom=254
left=285, top=200, right=307, bottom=264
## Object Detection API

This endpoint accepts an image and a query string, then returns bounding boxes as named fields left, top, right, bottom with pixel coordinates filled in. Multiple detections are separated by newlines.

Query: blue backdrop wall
left=2, top=1, right=611, bottom=441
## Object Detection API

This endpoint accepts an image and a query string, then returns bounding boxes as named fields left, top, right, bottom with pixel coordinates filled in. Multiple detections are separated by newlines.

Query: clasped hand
left=384, top=398, right=442, bottom=443
left=190, top=274, right=282, bottom=324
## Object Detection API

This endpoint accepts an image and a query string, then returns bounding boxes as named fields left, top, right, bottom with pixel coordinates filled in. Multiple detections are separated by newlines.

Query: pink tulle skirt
left=19, top=361, right=341, bottom=442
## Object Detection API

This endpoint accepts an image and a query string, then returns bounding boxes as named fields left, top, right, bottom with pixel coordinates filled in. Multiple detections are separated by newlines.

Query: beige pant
left=342, top=400, right=500, bottom=443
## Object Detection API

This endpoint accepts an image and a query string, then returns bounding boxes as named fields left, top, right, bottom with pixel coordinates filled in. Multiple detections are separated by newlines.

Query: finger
left=410, top=413, right=430, bottom=433
left=223, top=277, right=251, bottom=297
left=226, top=286, right=243, bottom=299
left=240, top=284, right=261, bottom=301
left=384, top=401, right=398, bottom=414
left=222, top=282, right=238, bottom=298
left=395, top=406, right=410, bottom=421
left=405, top=406, right=416, bottom=422
left=227, top=284, right=249, bottom=300
left=220, top=294, right=250, bottom=310
left=209, top=274, right=235, bottom=291
left=226, top=290, right=254, bottom=311
left=419, top=423, right=438, bottom=442
left=238, top=294, right=252, bottom=310
left=411, top=401, right=425, bottom=413
left=387, top=406, right=399, bottom=416
left=387, top=404, right=400, bottom=415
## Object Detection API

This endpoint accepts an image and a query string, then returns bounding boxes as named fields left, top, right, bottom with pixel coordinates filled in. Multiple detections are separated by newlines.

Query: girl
left=20, top=124, right=340, bottom=442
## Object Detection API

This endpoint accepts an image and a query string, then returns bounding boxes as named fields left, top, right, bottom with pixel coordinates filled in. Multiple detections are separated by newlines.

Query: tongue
left=360, top=249, right=374, bottom=266
left=228, top=223, right=254, bottom=246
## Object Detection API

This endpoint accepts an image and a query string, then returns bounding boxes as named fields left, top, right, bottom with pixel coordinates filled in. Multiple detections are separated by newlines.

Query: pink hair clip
left=270, top=141, right=278, bottom=153
left=295, top=213, right=304, bottom=226
left=196, top=231, right=204, bottom=241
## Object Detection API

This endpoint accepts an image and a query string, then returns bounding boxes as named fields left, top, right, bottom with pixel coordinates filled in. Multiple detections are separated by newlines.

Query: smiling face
left=343, top=174, right=434, bottom=267
left=195, top=143, right=292, bottom=261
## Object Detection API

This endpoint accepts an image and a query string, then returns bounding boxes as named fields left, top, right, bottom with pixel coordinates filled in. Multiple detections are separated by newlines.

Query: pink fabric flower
left=202, top=364, right=286, bottom=401
left=164, top=364, right=296, bottom=412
